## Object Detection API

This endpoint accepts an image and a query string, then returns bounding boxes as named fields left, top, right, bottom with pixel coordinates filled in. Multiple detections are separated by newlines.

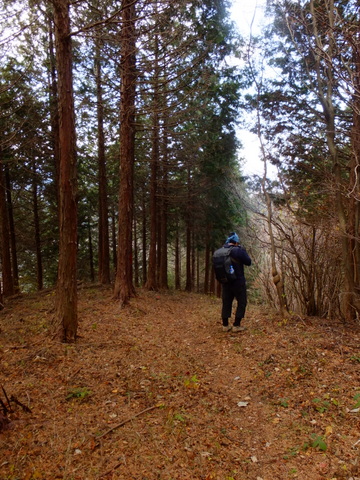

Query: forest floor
left=0, top=286, right=360, bottom=480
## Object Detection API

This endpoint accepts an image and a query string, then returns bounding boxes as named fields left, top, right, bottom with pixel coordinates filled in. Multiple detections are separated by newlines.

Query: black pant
left=221, top=280, right=247, bottom=326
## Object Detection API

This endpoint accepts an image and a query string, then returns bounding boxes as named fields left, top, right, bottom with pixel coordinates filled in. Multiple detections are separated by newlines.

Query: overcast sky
left=230, top=0, right=267, bottom=37
left=229, top=0, right=278, bottom=178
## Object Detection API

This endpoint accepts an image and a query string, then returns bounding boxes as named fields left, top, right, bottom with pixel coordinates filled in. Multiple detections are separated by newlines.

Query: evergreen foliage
left=0, top=0, right=246, bottom=295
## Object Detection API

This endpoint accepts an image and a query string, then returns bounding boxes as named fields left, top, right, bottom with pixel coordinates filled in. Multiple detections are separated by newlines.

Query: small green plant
left=184, top=374, right=199, bottom=388
left=352, top=393, right=360, bottom=409
left=312, top=398, right=330, bottom=413
left=283, top=446, right=300, bottom=459
left=279, top=398, right=289, bottom=408
left=309, top=434, right=327, bottom=451
left=173, top=412, right=186, bottom=423
left=350, top=354, right=360, bottom=363
left=66, top=387, right=92, bottom=402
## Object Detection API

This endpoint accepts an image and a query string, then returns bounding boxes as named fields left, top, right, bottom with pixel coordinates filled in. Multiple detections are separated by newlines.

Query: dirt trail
left=0, top=287, right=359, bottom=479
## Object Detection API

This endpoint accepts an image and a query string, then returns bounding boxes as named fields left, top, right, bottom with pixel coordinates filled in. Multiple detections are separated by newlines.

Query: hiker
left=217, top=232, right=252, bottom=332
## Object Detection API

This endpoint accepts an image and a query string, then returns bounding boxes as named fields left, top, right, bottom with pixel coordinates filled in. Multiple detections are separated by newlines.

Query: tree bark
left=4, top=164, right=19, bottom=292
left=53, top=0, right=78, bottom=342
left=141, top=188, right=147, bottom=285
left=158, top=110, right=169, bottom=289
left=0, top=154, right=14, bottom=297
left=144, top=108, right=158, bottom=290
left=32, top=160, right=43, bottom=290
left=145, top=26, right=160, bottom=291
left=95, top=37, right=110, bottom=285
left=175, top=228, right=181, bottom=290
left=47, top=9, right=60, bottom=220
left=113, top=0, right=137, bottom=306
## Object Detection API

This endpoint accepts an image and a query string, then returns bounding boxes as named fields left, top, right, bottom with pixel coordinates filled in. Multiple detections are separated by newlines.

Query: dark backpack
left=212, top=246, right=237, bottom=284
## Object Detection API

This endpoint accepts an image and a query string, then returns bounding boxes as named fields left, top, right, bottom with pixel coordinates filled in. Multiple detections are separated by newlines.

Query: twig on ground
left=96, top=405, right=158, bottom=439
left=10, top=395, right=32, bottom=413
left=1, top=386, right=11, bottom=410
left=99, top=462, right=122, bottom=478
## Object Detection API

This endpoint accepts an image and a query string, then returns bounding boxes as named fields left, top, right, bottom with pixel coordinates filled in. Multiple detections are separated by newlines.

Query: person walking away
left=219, top=232, right=251, bottom=332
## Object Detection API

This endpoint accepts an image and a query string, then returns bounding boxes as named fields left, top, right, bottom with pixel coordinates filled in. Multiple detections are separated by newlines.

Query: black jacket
left=224, top=243, right=252, bottom=283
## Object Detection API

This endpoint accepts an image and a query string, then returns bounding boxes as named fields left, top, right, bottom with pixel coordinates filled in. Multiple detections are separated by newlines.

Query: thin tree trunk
left=111, top=207, right=117, bottom=273
left=53, top=0, right=78, bottom=342
left=133, top=217, right=139, bottom=287
left=159, top=116, right=168, bottom=289
left=4, top=164, right=19, bottom=292
left=32, top=160, right=43, bottom=290
left=47, top=9, right=60, bottom=218
left=204, top=241, right=210, bottom=294
left=185, top=167, right=192, bottom=292
left=145, top=28, right=160, bottom=291
left=209, top=248, right=215, bottom=295
left=196, top=248, right=200, bottom=293
left=95, top=38, right=110, bottom=285
left=113, top=0, right=137, bottom=306
left=88, top=218, right=95, bottom=283
left=175, top=228, right=181, bottom=290
left=0, top=154, right=14, bottom=297
left=141, top=187, right=147, bottom=285
left=185, top=222, right=192, bottom=292
left=0, top=281, right=3, bottom=310
left=144, top=117, right=158, bottom=290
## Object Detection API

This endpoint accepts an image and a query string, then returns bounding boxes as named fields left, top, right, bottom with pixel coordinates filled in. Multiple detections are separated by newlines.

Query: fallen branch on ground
left=96, top=405, right=159, bottom=439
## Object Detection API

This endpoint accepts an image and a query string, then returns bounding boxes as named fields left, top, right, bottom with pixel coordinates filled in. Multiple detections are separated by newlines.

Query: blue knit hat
left=226, top=232, right=240, bottom=244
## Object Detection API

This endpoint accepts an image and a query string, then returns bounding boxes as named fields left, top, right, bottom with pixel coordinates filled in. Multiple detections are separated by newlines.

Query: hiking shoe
left=222, top=325, right=232, bottom=332
left=232, top=326, right=247, bottom=332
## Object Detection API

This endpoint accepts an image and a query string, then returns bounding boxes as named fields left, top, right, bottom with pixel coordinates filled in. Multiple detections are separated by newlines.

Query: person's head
left=226, top=232, right=240, bottom=245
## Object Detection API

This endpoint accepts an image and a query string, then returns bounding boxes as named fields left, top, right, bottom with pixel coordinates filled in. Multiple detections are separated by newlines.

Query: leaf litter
left=0, top=286, right=360, bottom=479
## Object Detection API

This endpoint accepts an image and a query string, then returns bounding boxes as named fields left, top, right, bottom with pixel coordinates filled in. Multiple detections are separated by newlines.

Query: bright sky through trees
left=230, top=0, right=277, bottom=178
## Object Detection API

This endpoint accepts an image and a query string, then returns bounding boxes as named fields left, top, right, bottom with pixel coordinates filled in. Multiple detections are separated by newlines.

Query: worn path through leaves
left=0, top=287, right=359, bottom=479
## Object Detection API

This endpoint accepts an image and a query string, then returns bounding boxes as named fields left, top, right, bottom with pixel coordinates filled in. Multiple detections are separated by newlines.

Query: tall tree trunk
left=141, top=187, right=147, bottom=285
left=175, top=228, right=181, bottom=290
left=204, top=242, right=210, bottom=294
left=4, top=164, right=19, bottom=292
left=113, top=0, right=137, bottom=306
left=95, top=38, right=110, bottom=285
left=191, top=230, right=196, bottom=291
left=0, top=155, right=14, bottom=297
left=111, top=207, right=117, bottom=273
left=133, top=217, right=139, bottom=287
left=185, top=166, right=192, bottom=292
left=53, top=0, right=78, bottom=342
left=158, top=115, right=169, bottom=289
left=48, top=9, right=60, bottom=218
left=196, top=248, right=200, bottom=292
left=144, top=113, right=158, bottom=290
left=88, top=218, right=95, bottom=282
left=32, top=160, right=43, bottom=290
left=209, top=248, right=216, bottom=295
left=257, top=102, right=288, bottom=315
left=145, top=27, right=160, bottom=291
left=185, top=222, right=192, bottom=292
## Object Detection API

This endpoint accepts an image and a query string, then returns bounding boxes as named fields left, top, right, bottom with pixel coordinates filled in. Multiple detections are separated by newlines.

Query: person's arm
left=233, top=246, right=252, bottom=266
